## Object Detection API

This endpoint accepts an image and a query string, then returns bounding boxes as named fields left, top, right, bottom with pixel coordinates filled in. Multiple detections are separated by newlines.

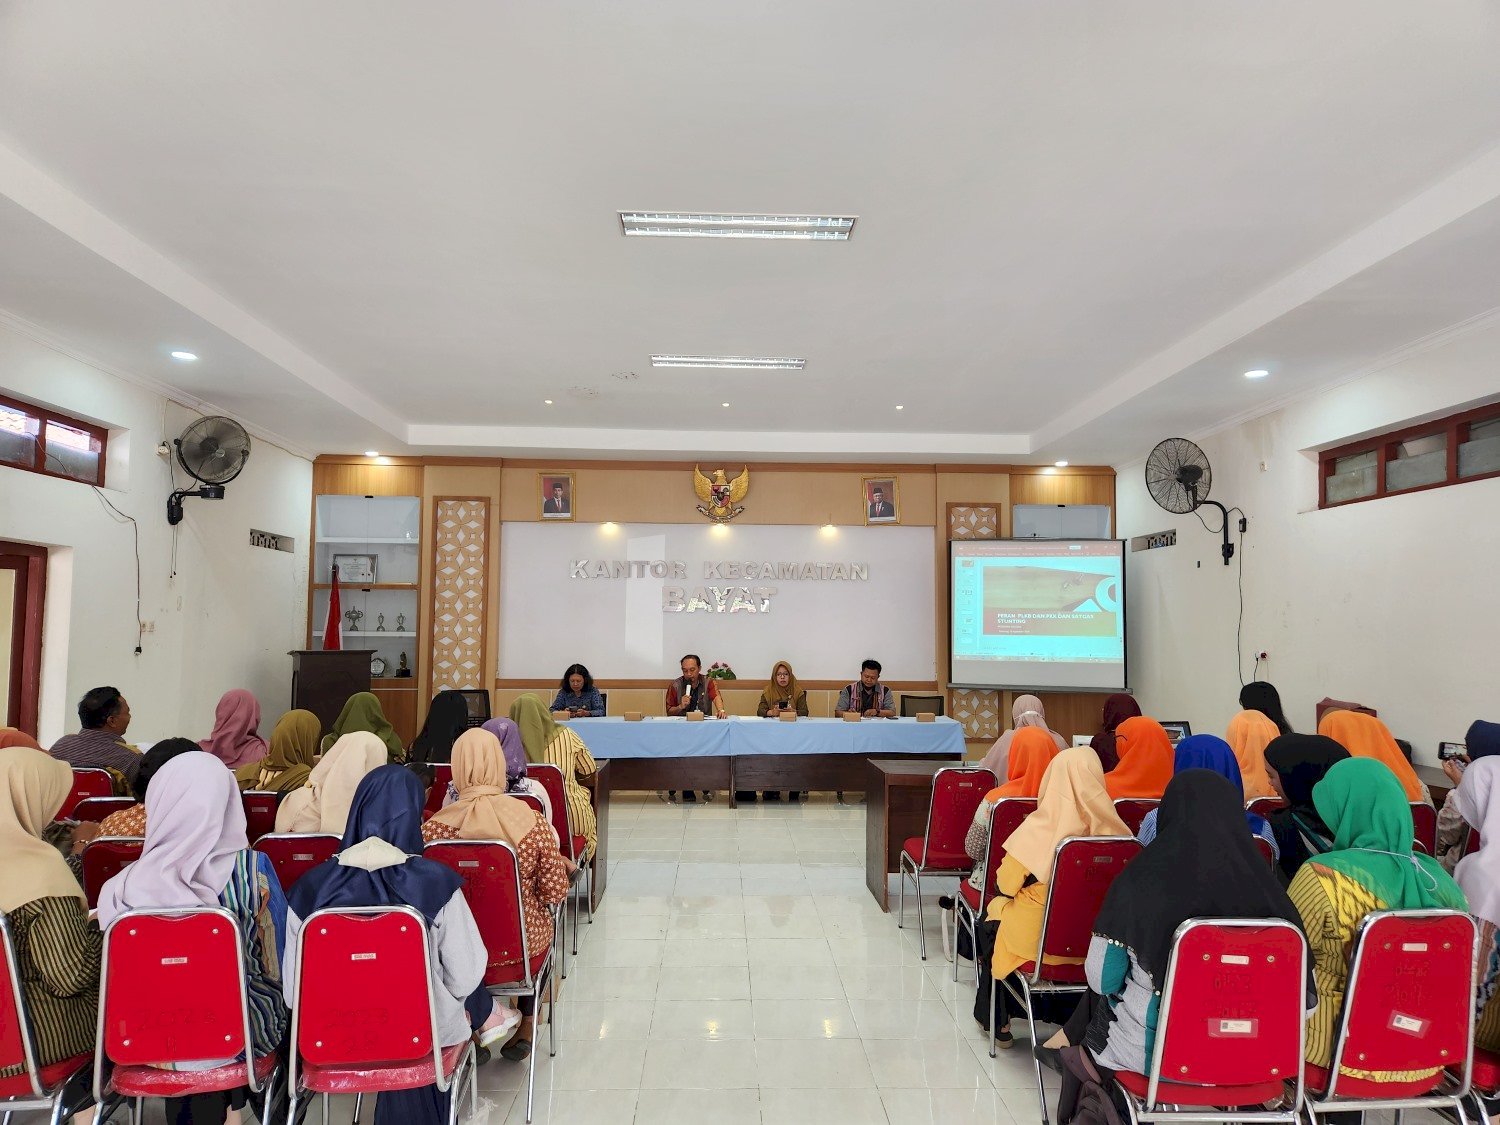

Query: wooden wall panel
left=312, top=462, right=424, bottom=496
left=1008, top=472, right=1116, bottom=508
left=429, top=497, right=490, bottom=696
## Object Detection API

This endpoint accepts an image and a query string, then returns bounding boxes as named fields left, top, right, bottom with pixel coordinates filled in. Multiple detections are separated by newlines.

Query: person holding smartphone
left=749, top=660, right=809, bottom=803
left=1435, top=720, right=1500, bottom=870
left=550, top=663, right=605, bottom=717
left=664, top=654, right=724, bottom=803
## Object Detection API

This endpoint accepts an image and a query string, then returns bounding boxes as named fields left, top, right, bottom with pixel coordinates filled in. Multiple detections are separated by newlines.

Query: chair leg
left=352, top=1092, right=363, bottom=1124
left=288, top=1089, right=299, bottom=1125
left=914, top=867, right=927, bottom=959
left=570, top=878, right=581, bottom=956
left=131, top=1098, right=142, bottom=1125
left=525, top=1000, right=541, bottom=1125
left=897, top=855, right=908, bottom=929
left=557, top=902, right=568, bottom=979
left=1020, top=978, right=1049, bottom=1125
left=585, top=862, right=594, bottom=923
left=322, top=1091, right=330, bottom=1125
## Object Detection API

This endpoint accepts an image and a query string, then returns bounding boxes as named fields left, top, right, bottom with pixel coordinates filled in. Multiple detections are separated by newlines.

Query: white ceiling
left=2, top=1, right=1500, bottom=464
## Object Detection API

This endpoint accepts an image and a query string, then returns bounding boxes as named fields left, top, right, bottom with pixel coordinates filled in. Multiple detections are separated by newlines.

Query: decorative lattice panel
left=430, top=498, right=489, bottom=693
left=948, top=504, right=1000, bottom=540
left=949, top=688, right=1002, bottom=742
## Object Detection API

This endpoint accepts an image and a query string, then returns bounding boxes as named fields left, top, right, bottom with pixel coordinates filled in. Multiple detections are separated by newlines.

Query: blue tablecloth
left=559, top=716, right=965, bottom=760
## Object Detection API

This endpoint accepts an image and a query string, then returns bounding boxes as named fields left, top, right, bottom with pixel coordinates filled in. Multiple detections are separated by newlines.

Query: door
left=0, top=541, right=47, bottom=735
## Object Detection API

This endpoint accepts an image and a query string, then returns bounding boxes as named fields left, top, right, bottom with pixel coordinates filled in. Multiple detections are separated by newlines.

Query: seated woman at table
left=749, top=660, right=809, bottom=803
left=510, top=694, right=598, bottom=851
left=551, top=664, right=605, bottom=718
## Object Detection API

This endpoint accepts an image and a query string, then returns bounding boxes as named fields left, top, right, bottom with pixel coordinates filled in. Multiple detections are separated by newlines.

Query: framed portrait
left=539, top=472, right=574, bottom=520
left=331, top=553, right=377, bottom=584
left=862, top=477, right=899, bottom=524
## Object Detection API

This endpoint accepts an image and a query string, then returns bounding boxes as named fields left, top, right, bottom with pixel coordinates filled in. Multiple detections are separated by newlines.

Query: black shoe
left=937, top=895, right=955, bottom=911
left=682, top=791, right=698, bottom=803
left=994, top=1025, right=1014, bottom=1049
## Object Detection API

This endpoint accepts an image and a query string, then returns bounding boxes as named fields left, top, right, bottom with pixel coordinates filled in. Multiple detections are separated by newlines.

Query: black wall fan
left=1145, top=437, right=1239, bottom=564
left=167, top=415, right=252, bottom=525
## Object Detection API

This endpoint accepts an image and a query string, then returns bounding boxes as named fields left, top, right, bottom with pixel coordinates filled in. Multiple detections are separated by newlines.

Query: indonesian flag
left=322, top=564, right=343, bottom=650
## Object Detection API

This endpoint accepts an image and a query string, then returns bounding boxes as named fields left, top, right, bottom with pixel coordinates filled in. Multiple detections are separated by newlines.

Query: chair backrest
left=290, top=906, right=445, bottom=1081
left=96, top=908, right=257, bottom=1092
left=57, top=768, right=115, bottom=820
left=900, top=694, right=946, bottom=718
left=0, top=914, right=44, bottom=1099
left=528, top=762, right=576, bottom=860
left=1410, top=802, right=1438, bottom=856
left=1146, top=918, right=1307, bottom=1108
left=1464, top=827, right=1483, bottom=859
left=71, top=796, right=138, bottom=823
left=918, top=767, right=998, bottom=864
left=976, top=798, right=1037, bottom=912
left=1113, top=799, right=1159, bottom=834
left=242, top=791, right=283, bottom=844
left=596, top=690, right=608, bottom=714
left=1254, top=834, right=1276, bottom=868
left=423, top=840, right=535, bottom=987
left=1034, top=836, right=1142, bottom=974
left=1246, top=796, right=1287, bottom=818
left=423, top=764, right=454, bottom=818
left=252, top=834, right=340, bottom=891
left=82, top=837, right=144, bottom=908
left=1326, top=909, right=1478, bottom=1099
left=514, top=792, right=546, bottom=817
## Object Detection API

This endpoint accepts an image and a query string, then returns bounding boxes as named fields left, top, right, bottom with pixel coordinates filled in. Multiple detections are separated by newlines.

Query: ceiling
left=2, top=1, right=1500, bottom=464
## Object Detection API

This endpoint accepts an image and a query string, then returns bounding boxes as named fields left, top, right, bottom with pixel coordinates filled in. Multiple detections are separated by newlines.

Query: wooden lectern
left=288, top=650, right=375, bottom=734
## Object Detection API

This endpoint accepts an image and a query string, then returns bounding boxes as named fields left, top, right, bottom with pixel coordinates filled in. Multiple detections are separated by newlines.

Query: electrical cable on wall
left=1192, top=500, right=1250, bottom=685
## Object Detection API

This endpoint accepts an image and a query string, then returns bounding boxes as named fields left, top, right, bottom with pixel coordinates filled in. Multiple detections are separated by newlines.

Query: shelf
left=313, top=630, right=417, bottom=638
left=313, top=583, right=418, bottom=590
left=318, top=536, right=421, bottom=545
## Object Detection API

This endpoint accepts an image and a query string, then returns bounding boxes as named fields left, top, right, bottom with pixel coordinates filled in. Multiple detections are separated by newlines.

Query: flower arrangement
left=705, top=661, right=737, bottom=680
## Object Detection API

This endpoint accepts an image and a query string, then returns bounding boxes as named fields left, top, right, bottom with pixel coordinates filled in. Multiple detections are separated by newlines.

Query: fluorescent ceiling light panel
left=651, top=355, right=806, bottom=370
left=620, top=212, right=856, bottom=240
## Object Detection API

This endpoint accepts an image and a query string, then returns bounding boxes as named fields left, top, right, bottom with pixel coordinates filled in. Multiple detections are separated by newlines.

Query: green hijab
left=1311, top=758, right=1466, bottom=911
left=322, top=692, right=404, bottom=763
left=237, top=708, right=321, bottom=792
left=508, top=694, right=559, bottom=764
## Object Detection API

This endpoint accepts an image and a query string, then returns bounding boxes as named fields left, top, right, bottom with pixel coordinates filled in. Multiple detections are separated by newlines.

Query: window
left=1319, top=402, right=1500, bottom=508
left=0, top=394, right=108, bottom=487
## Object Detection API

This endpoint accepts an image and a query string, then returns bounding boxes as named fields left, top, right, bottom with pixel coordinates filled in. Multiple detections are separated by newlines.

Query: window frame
left=1318, top=401, right=1500, bottom=509
left=0, top=393, right=109, bottom=487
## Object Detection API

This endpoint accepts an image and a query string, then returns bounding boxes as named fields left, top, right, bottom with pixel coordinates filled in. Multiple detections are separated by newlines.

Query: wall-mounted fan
left=167, top=415, right=251, bottom=525
left=1145, top=437, right=1239, bottom=564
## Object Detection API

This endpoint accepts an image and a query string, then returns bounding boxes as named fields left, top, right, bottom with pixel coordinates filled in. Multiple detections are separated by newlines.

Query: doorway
left=0, top=541, right=47, bottom=735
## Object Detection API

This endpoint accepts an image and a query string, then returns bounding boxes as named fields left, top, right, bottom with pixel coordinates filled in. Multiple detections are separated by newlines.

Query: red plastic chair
left=954, top=797, right=1036, bottom=983
left=1464, top=1046, right=1500, bottom=1124
left=241, top=790, right=283, bottom=843
left=423, top=764, right=454, bottom=818
left=1306, top=910, right=1478, bottom=1120
left=1254, top=834, right=1276, bottom=868
left=424, top=840, right=557, bottom=1122
left=69, top=796, right=137, bottom=824
left=1411, top=802, right=1439, bottom=856
left=94, top=908, right=280, bottom=1121
left=252, top=833, right=339, bottom=891
left=287, top=906, right=476, bottom=1125
left=1112, top=798, right=1159, bottom=834
left=81, top=837, right=143, bottom=909
left=56, top=768, right=115, bottom=820
left=1465, top=826, right=1483, bottom=858
left=898, top=766, right=997, bottom=959
left=1111, top=918, right=1308, bottom=1125
left=1247, top=796, right=1288, bottom=818
left=514, top=792, right=546, bottom=817
left=994, top=835, right=1142, bottom=1125
left=529, top=762, right=592, bottom=963
left=1, top=913, right=95, bottom=1122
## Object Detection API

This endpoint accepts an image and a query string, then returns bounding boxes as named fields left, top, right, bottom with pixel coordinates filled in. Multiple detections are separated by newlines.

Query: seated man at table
left=48, top=685, right=142, bottom=790
left=837, top=659, right=897, bottom=719
left=665, top=653, right=724, bottom=803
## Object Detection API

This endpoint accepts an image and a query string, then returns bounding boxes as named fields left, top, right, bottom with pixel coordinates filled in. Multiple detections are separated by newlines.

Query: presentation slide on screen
left=950, top=540, right=1126, bottom=691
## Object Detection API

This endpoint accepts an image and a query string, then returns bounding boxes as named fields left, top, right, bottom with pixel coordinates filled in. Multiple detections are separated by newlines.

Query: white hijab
left=1454, top=757, right=1500, bottom=928
left=274, top=731, right=386, bottom=835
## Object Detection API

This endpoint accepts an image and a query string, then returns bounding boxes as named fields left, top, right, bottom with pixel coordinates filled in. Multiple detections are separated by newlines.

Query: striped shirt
left=542, top=727, right=598, bottom=851
left=49, top=729, right=142, bottom=787
left=3, top=896, right=100, bottom=1074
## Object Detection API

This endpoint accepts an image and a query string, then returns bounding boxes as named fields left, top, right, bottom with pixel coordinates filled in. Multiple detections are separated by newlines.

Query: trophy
left=376, top=613, right=387, bottom=632
left=395, top=613, right=407, bottom=632
left=344, top=606, right=363, bottom=632
left=395, top=651, right=412, bottom=678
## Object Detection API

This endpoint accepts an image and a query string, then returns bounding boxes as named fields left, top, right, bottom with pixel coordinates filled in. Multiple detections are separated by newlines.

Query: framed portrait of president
left=863, top=477, right=899, bottom=524
left=540, top=473, right=574, bottom=520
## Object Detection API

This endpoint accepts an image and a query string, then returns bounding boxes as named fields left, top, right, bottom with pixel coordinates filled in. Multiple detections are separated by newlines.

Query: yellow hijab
left=237, top=709, right=321, bottom=793
left=426, top=729, right=542, bottom=847
left=1003, top=747, right=1130, bottom=879
left=1318, top=710, right=1424, bottom=803
left=760, top=660, right=803, bottom=706
left=0, top=745, right=87, bottom=912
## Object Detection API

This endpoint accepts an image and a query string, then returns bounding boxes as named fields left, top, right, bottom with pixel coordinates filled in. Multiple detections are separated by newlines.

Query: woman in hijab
left=1452, top=756, right=1500, bottom=1091
left=1102, top=716, right=1174, bottom=800
left=409, top=690, right=471, bottom=765
left=1437, top=719, right=1500, bottom=871
left=4, top=728, right=94, bottom=876
left=1318, top=709, right=1429, bottom=803
left=96, top=736, right=202, bottom=837
left=1047, top=770, right=1311, bottom=1105
left=1226, top=709, right=1281, bottom=799
left=479, top=717, right=554, bottom=827
left=1290, top=758, right=1467, bottom=1091
left=1263, top=734, right=1350, bottom=881
left=423, top=728, right=569, bottom=1062
left=1136, top=735, right=1278, bottom=859
left=320, top=691, right=404, bottom=762
left=756, top=660, right=808, bottom=802
left=964, top=727, right=1058, bottom=891
left=509, top=694, right=597, bottom=851
left=96, top=751, right=287, bottom=1125
left=285, top=766, right=520, bottom=1124
left=980, top=695, right=1068, bottom=779
left=2, top=745, right=101, bottom=1083
left=235, top=709, right=320, bottom=794
left=199, top=688, right=269, bottom=770
left=274, top=731, right=386, bottom=835
left=1089, top=693, right=1141, bottom=772
left=1239, top=681, right=1294, bottom=736
left=972, top=747, right=1130, bottom=1045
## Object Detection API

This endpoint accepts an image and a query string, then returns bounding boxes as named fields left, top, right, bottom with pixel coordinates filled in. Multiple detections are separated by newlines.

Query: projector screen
left=950, top=539, right=1127, bottom=692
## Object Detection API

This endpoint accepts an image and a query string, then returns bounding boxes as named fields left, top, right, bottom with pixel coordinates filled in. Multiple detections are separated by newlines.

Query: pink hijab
left=199, top=689, right=269, bottom=768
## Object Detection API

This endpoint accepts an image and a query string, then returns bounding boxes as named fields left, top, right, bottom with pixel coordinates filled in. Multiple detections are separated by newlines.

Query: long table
left=561, top=716, right=965, bottom=807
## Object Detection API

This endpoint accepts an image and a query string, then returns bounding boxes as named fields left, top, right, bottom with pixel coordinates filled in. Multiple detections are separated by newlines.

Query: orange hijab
left=1318, top=710, right=1424, bottom=803
left=1004, top=747, right=1131, bottom=878
left=1104, top=716, right=1174, bottom=799
left=988, top=727, right=1059, bottom=800
left=1226, top=710, right=1280, bottom=800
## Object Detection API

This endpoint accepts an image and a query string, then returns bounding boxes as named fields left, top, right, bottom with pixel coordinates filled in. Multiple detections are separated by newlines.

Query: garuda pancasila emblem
left=693, top=465, right=750, bottom=523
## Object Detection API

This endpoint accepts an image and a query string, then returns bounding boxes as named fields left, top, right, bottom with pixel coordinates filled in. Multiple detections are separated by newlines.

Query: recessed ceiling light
left=1054, top=460, right=1068, bottom=467
left=1244, top=369, right=1269, bottom=380
left=170, top=350, right=198, bottom=361
left=652, top=355, right=805, bottom=370
left=895, top=405, right=904, bottom=411
left=721, top=402, right=731, bottom=408
left=364, top=450, right=380, bottom=457
left=543, top=399, right=553, bottom=405
left=620, top=212, right=856, bottom=240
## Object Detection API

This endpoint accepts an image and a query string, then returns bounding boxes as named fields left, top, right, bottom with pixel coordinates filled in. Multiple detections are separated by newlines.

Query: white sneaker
left=477, top=1005, right=523, bottom=1049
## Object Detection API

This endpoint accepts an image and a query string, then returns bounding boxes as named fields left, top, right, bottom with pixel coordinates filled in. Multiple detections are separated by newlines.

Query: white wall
left=1117, top=320, right=1500, bottom=765
left=0, top=324, right=311, bottom=744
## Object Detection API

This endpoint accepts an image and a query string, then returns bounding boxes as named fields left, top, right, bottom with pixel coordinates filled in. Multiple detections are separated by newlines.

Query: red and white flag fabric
left=322, top=564, right=343, bottom=650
